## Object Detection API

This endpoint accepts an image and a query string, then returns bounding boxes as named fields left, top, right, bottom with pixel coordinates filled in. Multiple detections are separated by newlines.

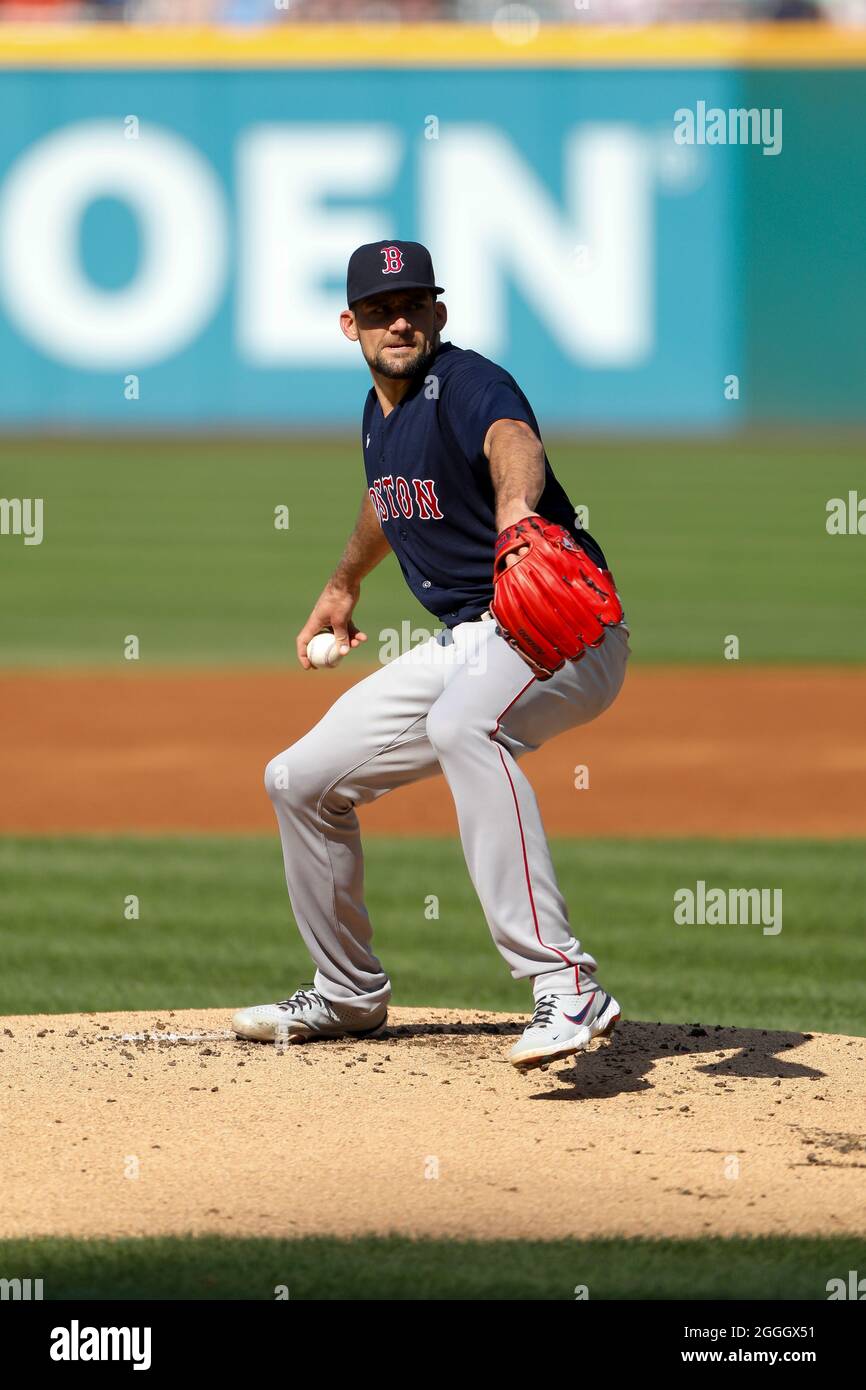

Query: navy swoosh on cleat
left=561, top=992, right=608, bottom=1025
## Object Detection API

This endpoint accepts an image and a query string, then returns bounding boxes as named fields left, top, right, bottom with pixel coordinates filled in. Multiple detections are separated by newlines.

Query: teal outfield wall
left=0, top=64, right=860, bottom=428
left=742, top=71, right=865, bottom=424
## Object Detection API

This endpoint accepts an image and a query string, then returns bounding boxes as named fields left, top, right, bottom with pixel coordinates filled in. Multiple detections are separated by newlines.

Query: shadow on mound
left=528, top=1020, right=824, bottom=1102
left=379, top=1016, right=523, bottom=1040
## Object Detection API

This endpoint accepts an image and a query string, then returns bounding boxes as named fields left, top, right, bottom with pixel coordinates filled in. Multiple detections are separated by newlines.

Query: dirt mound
left=2, top=1008, right=864, bottom=1242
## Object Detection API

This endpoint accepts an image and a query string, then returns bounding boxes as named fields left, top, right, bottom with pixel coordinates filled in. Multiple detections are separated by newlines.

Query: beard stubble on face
left=368, top=335, right=439, bottom=381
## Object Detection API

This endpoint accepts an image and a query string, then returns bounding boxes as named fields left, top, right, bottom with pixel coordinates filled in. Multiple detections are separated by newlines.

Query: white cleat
left=232, top=985, right=388, bottom=1044
left=509, top=988, right=620, bottom=1069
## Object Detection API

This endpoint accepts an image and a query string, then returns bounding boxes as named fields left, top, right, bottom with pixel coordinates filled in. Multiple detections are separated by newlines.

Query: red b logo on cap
left=381, top=245, right=403, bottom=275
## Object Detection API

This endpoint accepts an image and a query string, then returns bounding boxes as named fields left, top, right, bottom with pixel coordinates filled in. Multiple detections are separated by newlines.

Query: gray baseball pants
left=264, top=615, right=630, bottom=1012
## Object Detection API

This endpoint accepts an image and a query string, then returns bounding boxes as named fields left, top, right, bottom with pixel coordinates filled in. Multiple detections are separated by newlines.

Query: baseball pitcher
left=233, top=240, right=630, bottom=1068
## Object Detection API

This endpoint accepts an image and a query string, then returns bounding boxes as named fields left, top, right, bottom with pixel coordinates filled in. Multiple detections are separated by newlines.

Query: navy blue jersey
left=362, top=340, right=609, bottom=627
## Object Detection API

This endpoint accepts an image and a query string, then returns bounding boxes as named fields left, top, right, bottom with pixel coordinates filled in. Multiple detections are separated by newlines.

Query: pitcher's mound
left=2, top=1007, right=864, bottom=1241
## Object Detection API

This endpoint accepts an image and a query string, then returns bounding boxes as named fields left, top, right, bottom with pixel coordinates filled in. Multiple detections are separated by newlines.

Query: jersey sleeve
left=442, top=367, right=538, bottom=462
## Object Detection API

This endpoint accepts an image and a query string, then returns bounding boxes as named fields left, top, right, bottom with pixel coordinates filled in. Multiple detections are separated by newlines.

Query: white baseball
left=307, top=632, right=344, bottom=669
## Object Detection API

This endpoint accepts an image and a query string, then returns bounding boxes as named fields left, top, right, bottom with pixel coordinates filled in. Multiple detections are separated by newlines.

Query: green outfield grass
left=1, top=1232, right=863, bottom=1301
left=1, top=835, right=863, bottom=1034
left=1, top=436, right=864, bottom=667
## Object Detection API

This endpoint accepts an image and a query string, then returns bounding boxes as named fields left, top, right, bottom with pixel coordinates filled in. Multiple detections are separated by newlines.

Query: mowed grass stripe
left=0, top=1233, right=863, bottom=1301
left=1, top=835, right=863, bottom=1035
left=1, top=436, right=864, bottom=665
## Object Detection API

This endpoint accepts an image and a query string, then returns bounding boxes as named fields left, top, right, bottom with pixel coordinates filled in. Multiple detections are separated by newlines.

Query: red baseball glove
left=490, top=515, right=624, bottom=678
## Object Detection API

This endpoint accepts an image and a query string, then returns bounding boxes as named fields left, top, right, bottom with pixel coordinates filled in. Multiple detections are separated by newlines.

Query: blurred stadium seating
left=1, top=0, right=864, bottom=29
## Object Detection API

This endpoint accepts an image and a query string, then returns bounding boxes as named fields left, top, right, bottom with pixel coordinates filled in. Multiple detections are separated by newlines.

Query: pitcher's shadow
left=523, top=1020, right=824, bottom=1101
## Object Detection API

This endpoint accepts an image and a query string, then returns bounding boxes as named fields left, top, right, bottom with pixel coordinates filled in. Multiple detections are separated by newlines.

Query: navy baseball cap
left=347, top=240, right=444, bottom=307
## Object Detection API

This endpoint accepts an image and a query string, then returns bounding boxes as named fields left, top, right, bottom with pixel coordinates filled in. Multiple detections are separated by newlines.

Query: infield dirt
left=2, top=1008, right=864, bottom=1242
left=1, top=665, right=865, bottom=836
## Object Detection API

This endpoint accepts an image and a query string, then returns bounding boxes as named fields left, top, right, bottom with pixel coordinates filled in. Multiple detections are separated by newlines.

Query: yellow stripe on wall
left=0, top=22, right=863, bottom=69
